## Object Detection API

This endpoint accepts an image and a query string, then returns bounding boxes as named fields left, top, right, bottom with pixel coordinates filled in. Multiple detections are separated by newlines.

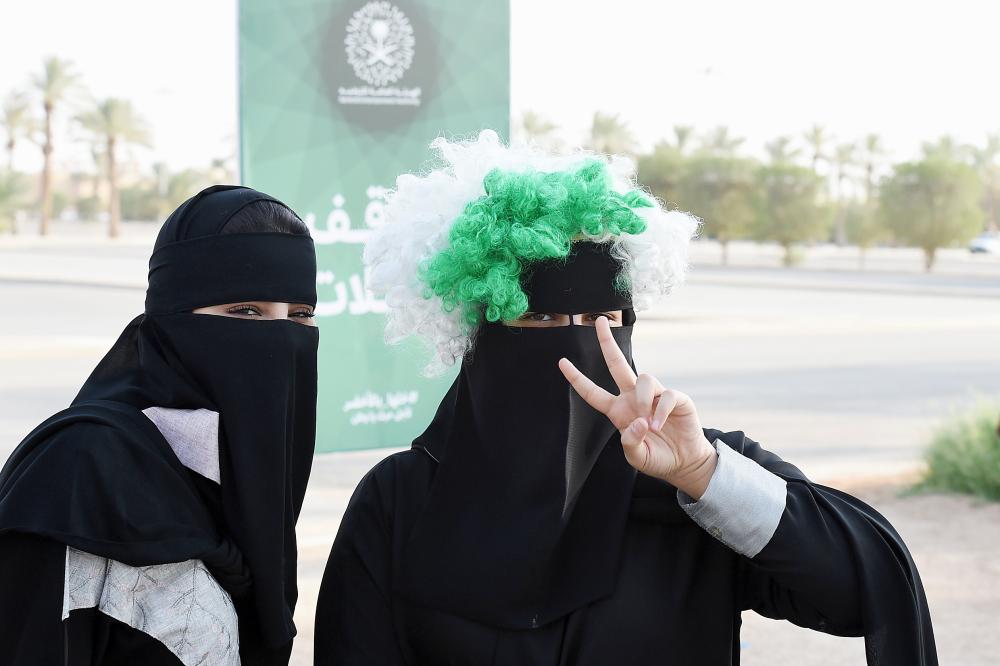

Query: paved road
left=2, top=244, right=1000, bottom=663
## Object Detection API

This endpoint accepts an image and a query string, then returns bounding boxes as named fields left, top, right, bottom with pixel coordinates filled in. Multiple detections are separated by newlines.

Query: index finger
left=596, top=316, right=637, bottom=391
left=558, top=357, right=615, bottom=416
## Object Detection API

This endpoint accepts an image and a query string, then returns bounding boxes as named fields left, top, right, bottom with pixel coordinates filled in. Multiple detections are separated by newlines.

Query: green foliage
left=515, top=110, right=561, bottom=151
left=0, top=169, right=26, bottom=232
left=917, top=400, right=1000, bottom=501
left=422, top=160, right=651, bottom=326
left=77, top=98, right=150, bottom=147
left=2, top=92, right=33, bottom=166
left=844, top=201, right=886, bottom=249
left=677, top=155, right=755, bottom=262
left=163, top=168, right=214, bottom=214
left=843, top=201, right=887, bottom=268
left=752, top=163, right=830, bottom=265
left=880, top=158, right=983, bottom=270
left=637, top=142, right=685, bottom=206
left=50, top=190, right=69, bottom=218
left=119, top=185, right=160, bottom=221
left=75, top=195, right=101, bottom=221
left=587, top=112, right=637, bottom=156
left=34, top=57, right=79, bottom=108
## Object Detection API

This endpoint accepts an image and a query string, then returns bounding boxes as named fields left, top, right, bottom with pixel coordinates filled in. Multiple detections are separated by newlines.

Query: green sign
left=239, top=0, right=510, bottom=451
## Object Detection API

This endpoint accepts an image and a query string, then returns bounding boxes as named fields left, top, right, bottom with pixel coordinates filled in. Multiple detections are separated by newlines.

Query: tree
left=678, top=154, right=756, bottom=264
left=880, top=158, right=983, bottom=271
left=700, top=126, right=745, bottom=157
left=671, top=125, right=695, bottom=155
left=77, top=98, right=150, bottom=238
left=831, top=142, right=857, bottom=245
left=32, top=56, right=80, bottom=236
left=803, top=124, right=828, bottom=172
left=921, top=135, right=969, bottom=162
left=636, top=141, right=685, bottom=208
left=764, top=136, right=801, bottom=165
left=2, top=92, right=32, bottom=171
left=861, top=134, right=884, bottom=202
left=164, top=168, right=213, bottom=212
left=843, top=201, right=886, bottom=269
left=0, top=169, right=26, bottom=234
left=514, top=110, right=563, bottom=152
left=753, top=163, right=829, bottom=266
left=587, top=112, right=636, bottom=156
left=970, top=134, right=1000, bottom=233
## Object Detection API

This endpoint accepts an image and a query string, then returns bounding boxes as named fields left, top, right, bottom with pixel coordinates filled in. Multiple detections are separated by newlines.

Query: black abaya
left=315, top=428, right=936, bottom=665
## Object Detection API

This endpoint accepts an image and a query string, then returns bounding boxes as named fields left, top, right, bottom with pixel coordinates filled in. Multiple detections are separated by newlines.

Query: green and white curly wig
left=364, top=130, right=700, bottom=375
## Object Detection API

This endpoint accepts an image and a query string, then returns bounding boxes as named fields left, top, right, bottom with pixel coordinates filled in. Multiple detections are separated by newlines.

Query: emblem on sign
left=345, top=1, right=415, bottom=86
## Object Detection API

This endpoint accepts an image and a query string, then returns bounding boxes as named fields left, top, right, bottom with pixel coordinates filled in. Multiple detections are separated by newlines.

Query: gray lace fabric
left=60, top=406, right=239, bottom=665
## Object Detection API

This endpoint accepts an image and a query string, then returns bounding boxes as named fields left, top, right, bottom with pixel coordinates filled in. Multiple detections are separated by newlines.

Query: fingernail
left=650, top=419, right=661, bottom=431
left=630, top=420, right=644, bottom=433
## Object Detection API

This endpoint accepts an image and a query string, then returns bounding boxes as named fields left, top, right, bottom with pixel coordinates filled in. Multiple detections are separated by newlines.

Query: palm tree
left=921, top=135, right=969, bottom=162
left=765, top=136, right=801, bottom=165
left=517, top=110, right=556, bottom=142
left=77, top=98, right=150, bottom=238
left=672, top=125, right=695, bottom=155
left=803, top=124, right=828, bottom=172
left=587, top=112, right=636, bottom=156
left=2, top=92, right=32, bottom=171
left=832, top=143, right=856, bottom=246
left=32, top=57, right=80, bottom=236
left=861, top=134, right=884, bottom=202
left=702, top=126, right=745, bottom=157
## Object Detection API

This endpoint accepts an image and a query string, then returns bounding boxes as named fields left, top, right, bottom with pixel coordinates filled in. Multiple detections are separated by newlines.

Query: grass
left=915, top=400, right=1000, bottom=501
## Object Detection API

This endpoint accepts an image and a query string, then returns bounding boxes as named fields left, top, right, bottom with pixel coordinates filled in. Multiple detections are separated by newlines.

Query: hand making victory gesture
left=558, top=317, right=719, bottom=499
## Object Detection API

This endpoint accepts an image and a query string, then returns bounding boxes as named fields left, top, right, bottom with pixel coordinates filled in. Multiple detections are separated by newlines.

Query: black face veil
left=0, top=185, right=318, bottom=655
left=395, top=242, right=638, bottom=629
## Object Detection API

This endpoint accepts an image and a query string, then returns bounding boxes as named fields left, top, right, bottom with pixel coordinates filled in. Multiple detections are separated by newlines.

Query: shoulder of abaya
left=349, top=449, right=437, bottom=522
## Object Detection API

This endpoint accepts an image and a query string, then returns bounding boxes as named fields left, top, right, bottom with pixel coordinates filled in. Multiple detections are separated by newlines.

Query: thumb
left=620, top=417, right=649, bottom=457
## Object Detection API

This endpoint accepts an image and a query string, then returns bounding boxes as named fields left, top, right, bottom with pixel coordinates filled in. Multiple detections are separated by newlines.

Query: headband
left=522, top=242, right=632, bottom=314
left=145, top=232, right=317, bottom=314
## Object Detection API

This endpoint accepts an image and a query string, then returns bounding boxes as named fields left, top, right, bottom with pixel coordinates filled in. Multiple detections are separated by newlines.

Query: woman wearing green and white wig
left=315, top=130, right=936, bottom=665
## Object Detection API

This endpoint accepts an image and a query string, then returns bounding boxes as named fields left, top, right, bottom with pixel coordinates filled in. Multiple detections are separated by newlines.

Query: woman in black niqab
left=0, top=185, right=319, bottom=665
left=314, top=134, right=936, bottom=665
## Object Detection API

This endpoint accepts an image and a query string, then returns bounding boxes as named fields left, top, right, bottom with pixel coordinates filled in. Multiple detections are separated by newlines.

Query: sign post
left=239, top=0, right=510, bottom=451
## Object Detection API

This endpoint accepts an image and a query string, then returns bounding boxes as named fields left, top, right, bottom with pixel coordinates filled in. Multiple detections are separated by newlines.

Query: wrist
left=667, top=437, right=718, bottom=500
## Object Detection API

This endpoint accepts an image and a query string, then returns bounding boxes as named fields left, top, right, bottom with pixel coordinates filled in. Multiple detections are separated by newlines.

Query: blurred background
left=2, top=1, right=999, bottom=664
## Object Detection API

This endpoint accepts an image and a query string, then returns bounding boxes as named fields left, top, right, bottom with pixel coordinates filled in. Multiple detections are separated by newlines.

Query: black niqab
left=396, top=242, right=637, bottom=628
left=0, top=186, right=318, bottom=659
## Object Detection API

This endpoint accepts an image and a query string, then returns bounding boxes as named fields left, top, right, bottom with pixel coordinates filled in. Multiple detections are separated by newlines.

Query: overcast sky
left=3, top=0, right=999, bottom=172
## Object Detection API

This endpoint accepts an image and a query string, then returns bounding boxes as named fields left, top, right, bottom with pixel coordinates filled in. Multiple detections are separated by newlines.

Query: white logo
left=345, top=1, right=415, bottom=87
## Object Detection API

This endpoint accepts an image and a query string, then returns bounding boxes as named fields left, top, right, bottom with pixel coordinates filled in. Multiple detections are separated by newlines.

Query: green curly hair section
left=419, top=159, right=652, bottom=326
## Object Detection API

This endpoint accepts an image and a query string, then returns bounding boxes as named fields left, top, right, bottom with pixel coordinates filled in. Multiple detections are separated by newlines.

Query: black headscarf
left=0, top=185, right=318, bottom=660
left=395, top=242, right=638, bottom=628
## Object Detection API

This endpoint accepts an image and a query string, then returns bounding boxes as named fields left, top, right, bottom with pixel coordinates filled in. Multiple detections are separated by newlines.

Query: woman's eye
left=227, top=305, right=262, bottom=317
left=520, top=312, right=553, bottom=322
left=291, top=310, right=315, bottom=319
left=585, top=312, right=616, bottom=322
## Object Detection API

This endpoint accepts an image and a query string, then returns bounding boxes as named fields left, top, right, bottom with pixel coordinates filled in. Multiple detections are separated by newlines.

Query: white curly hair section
left=363, top=129, right=701, bottom=376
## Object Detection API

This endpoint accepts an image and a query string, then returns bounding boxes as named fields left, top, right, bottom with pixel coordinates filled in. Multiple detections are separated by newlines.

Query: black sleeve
left=712, top=430, right=937, bottom=666
left=0, top=533, right=183, bottom=666
left=315, top=459, right=407, bottom=666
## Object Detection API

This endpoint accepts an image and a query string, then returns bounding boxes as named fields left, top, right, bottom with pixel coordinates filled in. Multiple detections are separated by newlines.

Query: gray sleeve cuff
left=677, top=440, right=787, bottom=558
